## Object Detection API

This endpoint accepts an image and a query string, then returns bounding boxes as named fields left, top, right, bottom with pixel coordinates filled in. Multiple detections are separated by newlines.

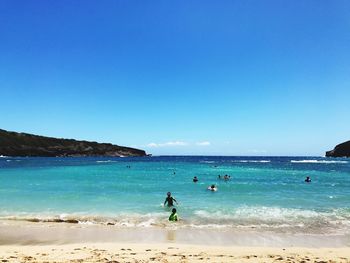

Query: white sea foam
left=291, top=160, right=348, bottom=164
left=232, top=160, right=271, bottom=163
left=1, top=207, right=349, bottom=234
left=0, top=155, right=8, bottom=158
left=192, top=206, right=350, bottom=233
left=96, top=160, right=118, bottom=163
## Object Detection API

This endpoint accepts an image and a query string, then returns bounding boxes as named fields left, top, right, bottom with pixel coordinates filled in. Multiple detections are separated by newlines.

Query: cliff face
left=326, top=140, right=350, bottom=157
left=0, top=129, right=146, bottom=157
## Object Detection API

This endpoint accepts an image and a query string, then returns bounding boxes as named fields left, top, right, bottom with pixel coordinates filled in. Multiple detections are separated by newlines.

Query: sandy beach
left=1, top=243, right=350, bottom=263
left=0, top=221, right=349, bottom=262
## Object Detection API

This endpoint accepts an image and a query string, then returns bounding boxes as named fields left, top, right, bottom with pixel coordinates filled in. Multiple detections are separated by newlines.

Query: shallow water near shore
left=0, top=156, right=349, bottom=237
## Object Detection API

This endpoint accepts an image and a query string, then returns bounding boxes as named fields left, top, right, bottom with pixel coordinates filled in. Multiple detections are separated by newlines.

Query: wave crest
left=1, top=207, right=349, bottom=234
left=291, top=160, right=348, bottom=164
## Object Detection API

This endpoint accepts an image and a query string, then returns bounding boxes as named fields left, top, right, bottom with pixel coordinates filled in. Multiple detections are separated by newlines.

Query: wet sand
left=0, top=221, right=349, bottom=262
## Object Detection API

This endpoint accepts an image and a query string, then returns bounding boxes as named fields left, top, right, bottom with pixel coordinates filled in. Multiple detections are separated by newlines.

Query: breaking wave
left=96, top=160, right=118, bottom=163
left=232, top=160, right=271, bottom=163
left=1, top=207, right=349, bottom=234
left=291, top=160, right=348, bottom=164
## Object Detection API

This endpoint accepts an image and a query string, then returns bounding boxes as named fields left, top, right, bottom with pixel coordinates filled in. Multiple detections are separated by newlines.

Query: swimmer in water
left=164, top=192, right=178, bottom=207
left=169, top=208, right=178, bottom=221
left=193, top=176, right=198, bottom=183
left=207, top=184, right=217, bottom=191
left=305, top=176, right=311, bottom=183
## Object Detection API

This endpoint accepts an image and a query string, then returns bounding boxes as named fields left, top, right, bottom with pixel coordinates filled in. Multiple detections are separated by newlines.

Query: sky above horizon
left=1, top=1, right=349, bottom=156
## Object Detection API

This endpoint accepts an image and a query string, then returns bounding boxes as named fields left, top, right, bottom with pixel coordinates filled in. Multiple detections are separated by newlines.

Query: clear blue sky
left=0, top=0, right=349, bottom=156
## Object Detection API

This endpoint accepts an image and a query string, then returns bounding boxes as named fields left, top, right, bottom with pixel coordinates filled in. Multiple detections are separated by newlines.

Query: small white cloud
left=165, top=141, right=188, bottom=146
left=147, top=143, right=159, bottom=147
left=196, top=141, right=211, bottom=146
left=146, top=141, right=188, bottom=147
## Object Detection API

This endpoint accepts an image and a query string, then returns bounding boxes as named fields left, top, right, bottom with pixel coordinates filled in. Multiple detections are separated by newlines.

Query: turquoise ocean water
left=0, top=156, right=349, bottom=234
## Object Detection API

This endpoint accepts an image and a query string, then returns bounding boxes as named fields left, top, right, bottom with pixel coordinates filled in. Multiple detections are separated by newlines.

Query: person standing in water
left=169, top=208, right=178, bottom=221
left=164, top=192, right=178, bottom=207
left=193, top=176, right=198, bottom=182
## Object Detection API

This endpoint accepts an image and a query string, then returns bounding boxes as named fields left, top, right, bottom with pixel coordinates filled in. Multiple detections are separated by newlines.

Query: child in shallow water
left=169, top=208, right=178, bottom=221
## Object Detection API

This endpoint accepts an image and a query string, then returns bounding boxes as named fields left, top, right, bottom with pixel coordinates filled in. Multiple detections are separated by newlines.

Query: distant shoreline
left=0, top=129, right=147, bottom=157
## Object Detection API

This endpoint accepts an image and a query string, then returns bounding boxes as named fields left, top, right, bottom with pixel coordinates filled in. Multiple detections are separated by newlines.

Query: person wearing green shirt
left=169, top=208, right=178, bottom=222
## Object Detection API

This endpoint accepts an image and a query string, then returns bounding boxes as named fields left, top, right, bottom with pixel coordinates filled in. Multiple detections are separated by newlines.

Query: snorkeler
left=193, top=176, right=198, bottom=183
left=305, top=176, right=311, bottom=183
left=164, top=192, right=178, bottom=207
left=169, top=208, right=178, bottom=221
left=207, top=184, right=217, bottom=191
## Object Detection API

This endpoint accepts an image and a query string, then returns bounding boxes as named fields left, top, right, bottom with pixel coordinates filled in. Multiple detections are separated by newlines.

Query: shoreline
left=1, top=220, right=349, bottom=248
left=1, top=221, right=349, bottom=262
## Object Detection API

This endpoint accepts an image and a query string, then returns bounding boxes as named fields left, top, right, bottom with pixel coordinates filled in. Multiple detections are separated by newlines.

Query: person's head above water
left=211, top=184, right=215, bottom=188
left=167, top=192, right=171, bottom=196
left=172, top=208, right=176, bottom=213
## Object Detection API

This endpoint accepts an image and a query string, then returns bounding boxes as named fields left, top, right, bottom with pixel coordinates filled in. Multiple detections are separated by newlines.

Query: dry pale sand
left=0, top=243, right=349, bottom=263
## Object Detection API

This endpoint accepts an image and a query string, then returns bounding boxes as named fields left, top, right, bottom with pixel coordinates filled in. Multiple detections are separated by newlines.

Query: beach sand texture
left=0, top=243, right=350, bottom=263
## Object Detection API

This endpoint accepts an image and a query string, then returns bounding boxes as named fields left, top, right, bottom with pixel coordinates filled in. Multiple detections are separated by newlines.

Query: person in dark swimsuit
left=193, top=176, right=198, bottom=183
left=164, top=192, right=178, bottom=207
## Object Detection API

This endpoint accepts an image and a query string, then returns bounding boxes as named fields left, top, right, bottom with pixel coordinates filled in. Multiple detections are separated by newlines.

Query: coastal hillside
left=0, top=129, right=146, bottom=157
left=326, top=140, right=350, bottom=157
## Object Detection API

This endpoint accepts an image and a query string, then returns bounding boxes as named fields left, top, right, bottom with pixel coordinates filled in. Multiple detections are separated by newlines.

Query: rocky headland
left=326, top=140, right=350, bottom=157
left=0, top=129, right=146, bottom=157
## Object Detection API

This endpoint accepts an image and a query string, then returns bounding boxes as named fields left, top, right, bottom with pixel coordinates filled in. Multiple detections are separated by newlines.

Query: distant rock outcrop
left=0, top=129, right=146, bottom=157
left=326, top=140, right=350, bottom=157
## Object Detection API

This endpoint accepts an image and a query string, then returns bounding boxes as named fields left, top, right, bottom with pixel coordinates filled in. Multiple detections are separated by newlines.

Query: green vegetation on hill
left=0, top=129, right=146, bottom=157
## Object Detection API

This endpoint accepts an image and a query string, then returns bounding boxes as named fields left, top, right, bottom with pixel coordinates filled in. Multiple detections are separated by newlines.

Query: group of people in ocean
left=164, top=192, right=178, bottom=221
left=165, top=174, right=312, bottom=221
left=165, top=174, right=229, bottom=221
left=218, top=174, right=231, bottom=180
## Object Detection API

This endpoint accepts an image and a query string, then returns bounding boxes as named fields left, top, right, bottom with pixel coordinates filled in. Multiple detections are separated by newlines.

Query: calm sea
left=0, top=156, right=349, bottom=235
